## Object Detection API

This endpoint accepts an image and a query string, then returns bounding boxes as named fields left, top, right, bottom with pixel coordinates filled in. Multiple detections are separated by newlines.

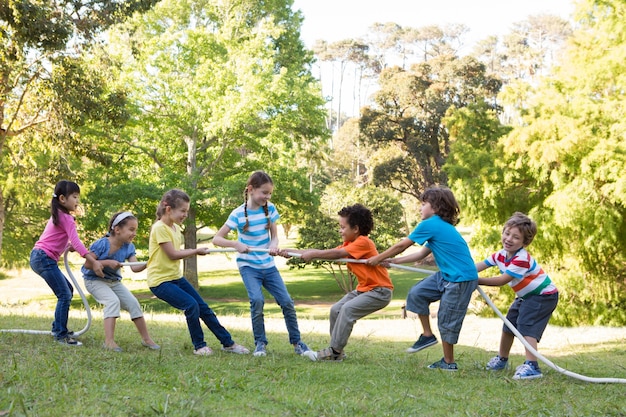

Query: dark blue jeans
left=150, top=277, right=234, bottom=350
left=30, top=249, right=74, bottom=338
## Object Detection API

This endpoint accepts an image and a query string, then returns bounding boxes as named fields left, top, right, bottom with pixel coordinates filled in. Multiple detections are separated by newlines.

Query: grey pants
left=329, top=287, right=392, bottom=351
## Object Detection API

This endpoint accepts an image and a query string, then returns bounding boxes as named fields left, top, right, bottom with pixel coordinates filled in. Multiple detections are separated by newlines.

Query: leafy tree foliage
left=449, top=0, right=626, bottom=325
left=359, top=56, right=502, bottom=199
left=92, top=0, right=327, bottom=286
left=0, top=0, right=160, bottom=266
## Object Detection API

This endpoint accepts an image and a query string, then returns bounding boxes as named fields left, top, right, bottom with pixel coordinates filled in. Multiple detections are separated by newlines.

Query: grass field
left=1, top=260, right=625, bottom=417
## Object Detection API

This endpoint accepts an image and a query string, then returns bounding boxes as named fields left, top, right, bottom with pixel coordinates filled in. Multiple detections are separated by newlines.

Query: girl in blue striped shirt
left=213, top=171, right=311, bottom=357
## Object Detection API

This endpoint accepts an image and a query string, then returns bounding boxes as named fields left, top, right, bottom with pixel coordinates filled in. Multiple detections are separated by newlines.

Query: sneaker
left=302, top=350, right=318, bottom=361
left=485, top=355, right=509, bottom=371
left=513, top=362, right=543, bottom=380
left=193, top=346, right=213, bottom=356
left=293, top=341, right=310, bottom=355
left=222, top=343, right=250, bottom=354
left=427, top=357, right=458, bottom=371
left=56, top=336, right=82, bottom=346
left=307, top=347, right=343, bottom=362
left=253, top=342, right=267, bottom=357
left=406, top=334, right=438, bottom=353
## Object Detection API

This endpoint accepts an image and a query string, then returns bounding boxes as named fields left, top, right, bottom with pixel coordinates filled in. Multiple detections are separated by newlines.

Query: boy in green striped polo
left=476, top=212, right=559, bottom=380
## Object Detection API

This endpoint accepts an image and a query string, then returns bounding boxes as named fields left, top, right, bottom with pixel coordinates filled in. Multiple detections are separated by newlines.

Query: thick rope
left=1, top=249, right=92, bottom=336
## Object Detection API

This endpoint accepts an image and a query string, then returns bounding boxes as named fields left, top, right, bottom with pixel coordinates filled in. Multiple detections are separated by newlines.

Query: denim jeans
left=30, top=249, right=74, bottom=338
left=239, top=266, right=301, bottom=345
left=150, top=277, right=234, bottom=350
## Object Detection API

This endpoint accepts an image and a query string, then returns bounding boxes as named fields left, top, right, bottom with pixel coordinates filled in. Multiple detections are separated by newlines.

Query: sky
left=291, top=0, right=577, bottom=118
left=292, top=0, right=576, bottom=51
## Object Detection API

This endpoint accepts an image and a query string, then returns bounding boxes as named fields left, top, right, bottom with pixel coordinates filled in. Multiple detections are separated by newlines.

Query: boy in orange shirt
left=283, top=204, right=394, bottom=361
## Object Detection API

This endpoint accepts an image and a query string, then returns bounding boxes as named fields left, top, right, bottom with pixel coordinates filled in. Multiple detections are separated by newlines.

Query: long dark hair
left=51, top=180, right=80, bottom=226
left=243, top=171, right=272, bottom=232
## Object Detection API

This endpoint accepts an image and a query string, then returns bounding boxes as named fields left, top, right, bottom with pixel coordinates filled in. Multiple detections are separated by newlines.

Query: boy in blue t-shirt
left=368, top=187, right=477, bottom=371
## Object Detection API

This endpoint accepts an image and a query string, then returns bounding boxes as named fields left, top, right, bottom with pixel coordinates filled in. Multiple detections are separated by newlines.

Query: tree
left=359, top=56, right=502, bottom=199
left=97, top=0, right=327, bottom=287
left=449, top=0, right=626, bottom=325
left=0, top=0, right=161, bottom=266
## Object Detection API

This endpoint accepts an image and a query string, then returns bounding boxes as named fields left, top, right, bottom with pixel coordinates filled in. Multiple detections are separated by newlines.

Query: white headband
left=111, top=211, right=134, bottom=229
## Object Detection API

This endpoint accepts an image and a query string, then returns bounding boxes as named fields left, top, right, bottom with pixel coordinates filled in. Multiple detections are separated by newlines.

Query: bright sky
left=292, top=0, right=576, bottom=51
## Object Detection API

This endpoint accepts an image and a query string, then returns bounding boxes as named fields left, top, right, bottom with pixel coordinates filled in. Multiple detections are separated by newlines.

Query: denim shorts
left=503, top=292, right=559, bottom=341
left=405, top=272, right=477, bottom=344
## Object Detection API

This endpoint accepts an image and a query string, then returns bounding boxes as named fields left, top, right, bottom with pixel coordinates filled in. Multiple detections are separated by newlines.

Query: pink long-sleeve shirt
left=33, top=211, right=89, bottom=261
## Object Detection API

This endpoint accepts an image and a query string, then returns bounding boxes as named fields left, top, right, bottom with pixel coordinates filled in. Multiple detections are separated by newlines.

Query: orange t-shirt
left=340, top=235, right=393, bottom=292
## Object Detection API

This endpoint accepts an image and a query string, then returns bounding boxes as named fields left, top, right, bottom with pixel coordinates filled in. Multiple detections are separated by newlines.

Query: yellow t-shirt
left=147, top=220, right=183, bottom=288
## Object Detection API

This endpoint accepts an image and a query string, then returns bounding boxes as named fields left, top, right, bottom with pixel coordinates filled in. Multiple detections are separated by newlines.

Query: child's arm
left=83, top=252, right=104, bottom=277
left=212, top=224, right=248, bottom=253
left=477, top=261, right=514, bottom=287
left=367, top=238, right=414, bottom=265
left=291, top=248, right=349, bottom=262
left=158, top=241, right=210, bottom=261
left=127, top=255, right=146, bottom=273
left=389, top=246, right=431, bottom=265
left=84, top=256, right=121, bottom=271
left=268, top=222, right=280, bottom=255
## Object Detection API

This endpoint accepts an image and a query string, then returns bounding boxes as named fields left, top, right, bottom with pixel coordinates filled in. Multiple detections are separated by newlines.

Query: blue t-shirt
left=408, top=215, right=477, bottom=283
left=81, top=237, right=136, bottom=281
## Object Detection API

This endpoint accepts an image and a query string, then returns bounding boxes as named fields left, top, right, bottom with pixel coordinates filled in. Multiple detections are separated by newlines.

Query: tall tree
left=359, top=55, right=502, bottom=199
left=100, top=0, right=327, bottom=286
left=0, top=0, right=160, bottom=266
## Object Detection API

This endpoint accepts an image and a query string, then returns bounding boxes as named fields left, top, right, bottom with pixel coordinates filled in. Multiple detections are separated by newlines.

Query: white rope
left=272, top=250, right=626, bottom=384
left=1, top=249, right=92, bottom=336
left=5, top=246, right=624, bottom=383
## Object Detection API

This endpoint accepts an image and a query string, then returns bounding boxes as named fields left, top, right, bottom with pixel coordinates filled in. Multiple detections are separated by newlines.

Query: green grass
left=1, top=266, right=625, bottom=417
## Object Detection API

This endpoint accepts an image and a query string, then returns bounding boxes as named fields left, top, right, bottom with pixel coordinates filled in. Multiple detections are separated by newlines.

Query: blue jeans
left=239, top=266, right=301, bottom=345
left=30, top=249, right=74, bottom=338
left=150, top=278, right=234, bottom=350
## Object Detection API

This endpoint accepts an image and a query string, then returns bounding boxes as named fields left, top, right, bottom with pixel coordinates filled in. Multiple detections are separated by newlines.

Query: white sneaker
left=302, top=350, right=318, bottom=361
left=222, top=343, right=250, bottom=354
left=193, top=346, right=213, bottom=356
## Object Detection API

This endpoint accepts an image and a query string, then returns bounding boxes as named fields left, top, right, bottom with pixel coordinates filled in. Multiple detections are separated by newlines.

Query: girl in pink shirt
left=30, top=180, right=104, bottom=346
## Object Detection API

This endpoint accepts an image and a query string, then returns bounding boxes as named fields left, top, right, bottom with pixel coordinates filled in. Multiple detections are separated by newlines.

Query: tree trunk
left=183, top=207, right=199, bottom=288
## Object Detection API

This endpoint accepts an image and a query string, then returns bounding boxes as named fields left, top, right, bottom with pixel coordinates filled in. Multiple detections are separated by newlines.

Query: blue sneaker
left=253, top=342, right=267, bottom=357
left=513, top=362, right=543, bottom=380
left=406, top=334, right=438, bottom=353
left=486, top=355, right=509, bottom=371
left=427, top=357, right=458, bottom=371
left=294, top=341, right=310, bottom=355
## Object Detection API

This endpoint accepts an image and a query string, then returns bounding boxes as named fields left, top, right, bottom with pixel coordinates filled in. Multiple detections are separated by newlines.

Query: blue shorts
left=503, top=292, right=559, bottom=341
left=405, top=272, right=477, bottom=344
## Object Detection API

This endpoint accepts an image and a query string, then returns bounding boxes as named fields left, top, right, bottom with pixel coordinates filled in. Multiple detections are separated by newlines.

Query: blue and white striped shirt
left=225, top=202, right=279, bottom=269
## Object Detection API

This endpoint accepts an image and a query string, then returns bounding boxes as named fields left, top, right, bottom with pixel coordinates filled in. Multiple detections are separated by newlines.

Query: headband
left=111, top=211, right=134, bottom=229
